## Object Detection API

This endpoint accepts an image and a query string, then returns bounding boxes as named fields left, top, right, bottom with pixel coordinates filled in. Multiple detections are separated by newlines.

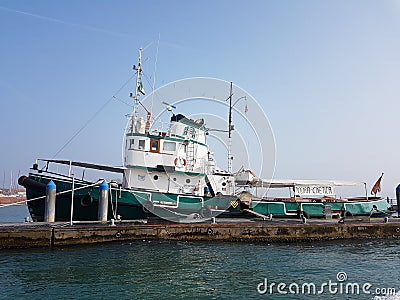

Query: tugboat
left=19, top=48, right=391, bottom=223
left=19, top=48, right=241, bottom=223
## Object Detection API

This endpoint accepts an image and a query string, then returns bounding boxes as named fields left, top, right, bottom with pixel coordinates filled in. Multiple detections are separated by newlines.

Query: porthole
left=222, top=182, right=226, bottom=186
left=154, top=175, right=159, bottom=180
left=186, top=178, right=190, bottom=184
left=173, top=178, right=177, bottom=181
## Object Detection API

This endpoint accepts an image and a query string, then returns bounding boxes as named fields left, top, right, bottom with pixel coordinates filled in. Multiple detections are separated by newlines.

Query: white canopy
left=238, top=178, right=365, bottom=188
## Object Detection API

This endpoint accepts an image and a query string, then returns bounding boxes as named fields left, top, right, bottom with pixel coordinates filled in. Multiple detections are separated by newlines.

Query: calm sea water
left=0, top=206, right=399, bottom=299
left=0, top=205, right=30, bottom=222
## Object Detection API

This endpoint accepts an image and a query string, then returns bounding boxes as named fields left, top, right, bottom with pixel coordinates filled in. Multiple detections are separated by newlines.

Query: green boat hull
left=251, top=199, right=391, bottom=218
left=24, top=174, right=240, bottom=222
left=23, top=174, right=391, bottom=222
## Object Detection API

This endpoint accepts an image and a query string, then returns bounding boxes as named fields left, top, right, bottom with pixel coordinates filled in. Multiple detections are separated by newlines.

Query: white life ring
left=174, top=157, right=187, bottom=167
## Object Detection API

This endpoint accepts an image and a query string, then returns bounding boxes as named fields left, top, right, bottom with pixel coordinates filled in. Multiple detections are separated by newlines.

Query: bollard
left=396, top=184, right=400, bottom=217
left=44, top=180, right=56, bottom=222
left=323, top=205, right=332, bottom=220
left=98, top=180, right=109, bottom=222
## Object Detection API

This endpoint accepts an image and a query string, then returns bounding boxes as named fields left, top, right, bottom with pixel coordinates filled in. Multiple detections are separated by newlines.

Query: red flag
left=371, top=173, right=384, bottom=195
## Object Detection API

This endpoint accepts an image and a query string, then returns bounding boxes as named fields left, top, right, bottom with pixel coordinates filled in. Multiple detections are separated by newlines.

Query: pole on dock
left=70, top=174, right=75, bottom=226
left=98, top=180, right=109, bottom=222
left=396, top=184, right=400, bottom=216
left=44, top=180, right=56, bottom=222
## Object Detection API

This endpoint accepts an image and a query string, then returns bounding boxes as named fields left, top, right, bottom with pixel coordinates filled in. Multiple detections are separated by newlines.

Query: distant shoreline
left=0, top=197, right=27, bottom=205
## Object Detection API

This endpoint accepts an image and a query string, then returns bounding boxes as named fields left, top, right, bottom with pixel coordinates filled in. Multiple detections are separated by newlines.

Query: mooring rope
left=52, top=74, right=135, bottom=159
left=1, top=179, right=205, bottom=222
left=109, top=186, right=116, bottom=219
left=114, top=187, right=118, bottom=218
left=0, top=181, right=100, bottom=209
left=0, top=181, right=152, bottom=210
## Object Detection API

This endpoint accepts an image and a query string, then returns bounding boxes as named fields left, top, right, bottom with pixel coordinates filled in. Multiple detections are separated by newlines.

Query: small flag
left=138, top=80, right=146, bottom=95
left=244, top=104, right=248, bottom=114
left=371, top=173, right=384, bottom=195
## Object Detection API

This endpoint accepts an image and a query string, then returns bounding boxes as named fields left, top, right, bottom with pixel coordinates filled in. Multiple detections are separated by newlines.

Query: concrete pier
left=1, top=218, right=400, bottom=249
left=0, top=224, right=53, bottom=248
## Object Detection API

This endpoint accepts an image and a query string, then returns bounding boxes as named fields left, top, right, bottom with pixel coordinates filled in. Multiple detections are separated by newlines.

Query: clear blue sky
left=1, top=0, right=399, bottom=197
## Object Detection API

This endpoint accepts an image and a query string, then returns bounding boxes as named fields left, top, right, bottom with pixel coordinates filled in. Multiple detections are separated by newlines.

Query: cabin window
left=178, top=143, right=187, bottom=153
left=150, top=139, right=160, bottom=153
left=129, top=139, right=135, bottom=148
left=186, top=178, right=191, bottom=183
left=153, top=175, right=159, bottom=180
left=138, top=140, right=145, bottom=150
left=163, top=141, right=176, bottom=152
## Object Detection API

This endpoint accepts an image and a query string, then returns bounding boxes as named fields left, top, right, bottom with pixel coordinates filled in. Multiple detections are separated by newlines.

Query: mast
left=227, top=82, right=233, bottom=174
left=130, top=48, right=143, bottom=133
left=10, top=170, right=14, bottom=193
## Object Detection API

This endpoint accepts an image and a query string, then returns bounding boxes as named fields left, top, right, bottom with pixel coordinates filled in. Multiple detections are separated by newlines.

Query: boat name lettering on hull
left=295, top=185, right=335, bottom=196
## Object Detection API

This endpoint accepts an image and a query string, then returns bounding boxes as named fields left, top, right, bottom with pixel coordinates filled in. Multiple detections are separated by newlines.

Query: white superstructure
left=123, top=113, right=234, bottom=196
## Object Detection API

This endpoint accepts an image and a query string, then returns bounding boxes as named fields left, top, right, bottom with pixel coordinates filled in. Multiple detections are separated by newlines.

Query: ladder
left=186, top=142, right=195, bottom=171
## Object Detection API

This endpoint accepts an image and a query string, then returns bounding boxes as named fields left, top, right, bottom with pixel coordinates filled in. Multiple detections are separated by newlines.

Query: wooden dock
left=1, top=217, right=400, bottom=249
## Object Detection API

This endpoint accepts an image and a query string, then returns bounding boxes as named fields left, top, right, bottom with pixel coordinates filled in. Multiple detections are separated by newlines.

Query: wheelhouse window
left=138, top=140, right=145, bottom=150
left=163, top=141, right=176, bottom=152
left=150, top=139, right=160, bottom=153
left=178, top=143, right=187, bottom=153
left=129, top=139, right=135, bottom=149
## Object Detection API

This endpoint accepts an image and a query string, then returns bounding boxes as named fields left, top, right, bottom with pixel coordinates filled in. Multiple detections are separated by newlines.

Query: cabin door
left=150, top=139, right=160, bottom=153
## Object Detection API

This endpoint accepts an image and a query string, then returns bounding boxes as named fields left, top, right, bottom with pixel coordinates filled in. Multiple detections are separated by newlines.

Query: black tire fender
left=142, top=200, right=154, bottom=214
left=200, top=206, right=212, bottom=219
left=80, top=195, right=93, bottom=207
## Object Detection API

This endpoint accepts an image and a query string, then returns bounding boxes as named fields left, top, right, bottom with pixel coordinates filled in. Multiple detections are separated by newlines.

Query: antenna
left=130, top=48, right=143, bottom=133
left=225, top=83, right=246, bottom=174
left=150, top=34, right=160, bottom=115
left=227, top=82, right=233, bottom=174
left=162, top=101, right=176, bottom=112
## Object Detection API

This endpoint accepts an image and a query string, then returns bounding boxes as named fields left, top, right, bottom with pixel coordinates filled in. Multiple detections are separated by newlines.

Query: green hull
left=25, top=174, right=240, bottom=222
left=251, top=199, right=391, bottom=218
left=24, top=174, right=391, bottom=222
left=26, top=175, right=144, bottom=221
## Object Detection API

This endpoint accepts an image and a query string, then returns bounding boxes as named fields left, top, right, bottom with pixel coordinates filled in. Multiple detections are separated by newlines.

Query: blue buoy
left=99, top=180, right=109, bottom=191
left=46, top=180, right=56, bottom=191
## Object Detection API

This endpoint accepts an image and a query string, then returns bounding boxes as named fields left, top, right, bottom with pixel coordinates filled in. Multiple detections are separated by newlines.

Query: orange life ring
left=174, top=157, right=187, bottom=167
